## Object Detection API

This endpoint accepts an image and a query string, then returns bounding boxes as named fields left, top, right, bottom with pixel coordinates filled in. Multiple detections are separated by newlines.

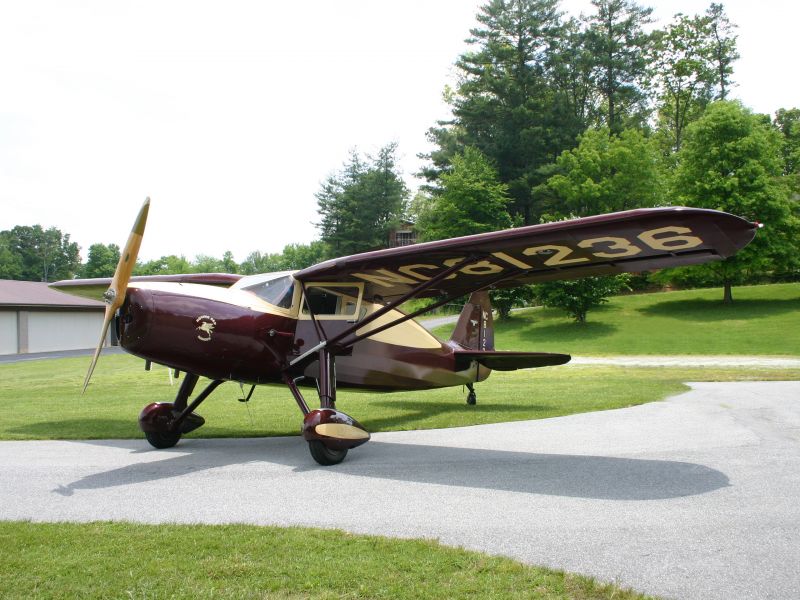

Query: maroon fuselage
left=118, top=285, right=476, bottom=390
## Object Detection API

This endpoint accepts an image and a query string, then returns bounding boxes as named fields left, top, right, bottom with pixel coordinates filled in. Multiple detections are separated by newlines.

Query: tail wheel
left=308, top=440, right=348, bottom=466
left=145, top=431, right=181, bottom=449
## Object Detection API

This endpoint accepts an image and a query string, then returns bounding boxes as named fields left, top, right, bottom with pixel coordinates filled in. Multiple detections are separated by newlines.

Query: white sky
left=1, top=0, right=797, bottom=263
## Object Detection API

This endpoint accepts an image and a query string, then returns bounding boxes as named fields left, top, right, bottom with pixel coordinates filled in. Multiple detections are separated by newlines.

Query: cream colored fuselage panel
left=354, top=304, right=442, bottom=349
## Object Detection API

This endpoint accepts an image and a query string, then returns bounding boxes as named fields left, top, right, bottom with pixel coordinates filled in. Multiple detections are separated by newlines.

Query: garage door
left=0, top=312, right=18, bottom=354
left=27, top=311, right=107, bottom=353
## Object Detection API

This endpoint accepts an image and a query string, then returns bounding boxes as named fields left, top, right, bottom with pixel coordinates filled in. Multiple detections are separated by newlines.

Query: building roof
left=0, top=280, right=104, bottom=308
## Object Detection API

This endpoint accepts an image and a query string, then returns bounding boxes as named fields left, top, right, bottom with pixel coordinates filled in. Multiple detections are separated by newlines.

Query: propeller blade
left=82, top=197, right=150, bottom=392
left=82, top=304, right=115, bottom=393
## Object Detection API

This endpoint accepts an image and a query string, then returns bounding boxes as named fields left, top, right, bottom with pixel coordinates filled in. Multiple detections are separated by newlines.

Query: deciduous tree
left=649, top=12, right=715, bottom=152
left=416, top=147, right=513, bottom=241
left=535, top=274, right=630, bottom=323
left=705, top=2, right=738, bottom=100
left=545, top=127, right=665, bottom=216
left=0, top=225, right=80, bottom=281
left=81, top=243, right=120, bottom=278
left=670, top=101, right=797, bottom=302
left=134, top=255, right=193, bottom=275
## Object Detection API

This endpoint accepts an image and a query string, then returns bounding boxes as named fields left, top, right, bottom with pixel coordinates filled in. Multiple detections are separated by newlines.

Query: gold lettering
left=638, top=226, right=703, bottom=251
left=353, top=269, right=419, bottom=288
left=458, top=260, right=504, bottom=276
left=491, top=251, right=533, bottom=270
left=397, top=264, right=439, bottom=281
left=440, top=257, right=463, bottom=280
left=578, top=236, right=642, bottom=258
left=523, top=245, right=589, bottom=267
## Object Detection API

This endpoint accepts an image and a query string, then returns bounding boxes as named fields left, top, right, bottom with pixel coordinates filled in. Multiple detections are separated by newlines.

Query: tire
left=308, top=440, right=348, bottom=466
left=145, top=430, right=181, bottom=449
left=466, top=391, right=477, bottom=405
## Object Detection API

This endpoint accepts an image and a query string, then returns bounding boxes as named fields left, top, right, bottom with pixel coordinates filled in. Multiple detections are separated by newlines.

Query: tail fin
left=449, top=291, right=494, bottom=351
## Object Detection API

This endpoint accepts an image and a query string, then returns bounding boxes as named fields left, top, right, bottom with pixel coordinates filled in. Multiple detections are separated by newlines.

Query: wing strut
left=323, top=253, right=526, bottom=352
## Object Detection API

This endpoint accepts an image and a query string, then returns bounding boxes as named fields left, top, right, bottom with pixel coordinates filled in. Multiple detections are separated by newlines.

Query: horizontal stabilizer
left=454, top=350, right=571, bottom=371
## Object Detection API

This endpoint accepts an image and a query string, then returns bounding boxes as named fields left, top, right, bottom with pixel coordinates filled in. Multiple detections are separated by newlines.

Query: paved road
left=1, top=381, right=798, bottom=599
left=0, top=347, right=125, bottom=364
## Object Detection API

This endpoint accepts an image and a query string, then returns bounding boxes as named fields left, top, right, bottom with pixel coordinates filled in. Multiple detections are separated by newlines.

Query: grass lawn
left=0, top=521, right=652, bottom=599
left=2, top=286, right=797, bottom=600
left=433, top=283, right=800, bottom=356
left=1, top=352, right=797, bottom=441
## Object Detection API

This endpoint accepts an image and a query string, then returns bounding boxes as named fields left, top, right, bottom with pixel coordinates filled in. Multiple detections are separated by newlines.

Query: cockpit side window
left=301, top=284, right=362, bottom=319
left=243, top=276, right=295, bottom=309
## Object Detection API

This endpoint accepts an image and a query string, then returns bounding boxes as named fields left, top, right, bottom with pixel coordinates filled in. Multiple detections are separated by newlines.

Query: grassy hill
left=434, top=283, right=800, bottom=356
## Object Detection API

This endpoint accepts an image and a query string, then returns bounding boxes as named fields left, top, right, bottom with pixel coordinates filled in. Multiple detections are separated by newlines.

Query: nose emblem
left=195, top=315, right=217, bottom=342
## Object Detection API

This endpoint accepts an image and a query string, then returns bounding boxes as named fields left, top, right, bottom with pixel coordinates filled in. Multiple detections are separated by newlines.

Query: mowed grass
left=433, top=283, right=800, bottom=356
left=1, top=352, right=797, bottom=441
left=0, top=522, right=652, bottom=600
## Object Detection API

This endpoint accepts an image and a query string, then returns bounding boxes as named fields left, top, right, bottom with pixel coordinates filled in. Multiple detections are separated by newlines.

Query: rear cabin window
left=302, top=285, right=361, bottom=318
left=243, top=276, right=295, bottom=309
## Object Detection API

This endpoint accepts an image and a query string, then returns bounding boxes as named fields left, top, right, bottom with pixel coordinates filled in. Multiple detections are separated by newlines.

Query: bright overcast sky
left=1, top=1, right=797, bottom=262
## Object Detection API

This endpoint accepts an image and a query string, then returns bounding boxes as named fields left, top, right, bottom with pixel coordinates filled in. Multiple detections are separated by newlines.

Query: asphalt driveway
left=1, top=381, right=798, bottom=599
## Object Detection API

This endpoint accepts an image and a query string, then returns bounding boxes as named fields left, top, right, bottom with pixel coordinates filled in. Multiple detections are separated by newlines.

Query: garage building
left=0, top=279, right=110, bottom=355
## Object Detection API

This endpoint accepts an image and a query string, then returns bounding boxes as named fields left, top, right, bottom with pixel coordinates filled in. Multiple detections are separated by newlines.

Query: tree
left=649, top=12, right=716, bottom=152
left=705, top=3, right=738, bottom=100
left=316, top=144, right=408, bottom=256
left=134, top=255, right=193, bottom=275
left=416, top=147, right=513, bottom=241
left=670, top=101, right=797, bottom=302
left=280, top=242, right=328, bottom=270
left=192, top=254, right=226, bottom=273
left=239, top=251, right=286, bottom=275
left=239, top=242, right=329, bottom=275
left=491, top=285, right=537, bottom=320
left=422, top=0, right=586, bottom=224
left=545, top=127, right=665, bottom=216
left=81, top=243, right=120, bottom=278
left=774, top=108, right=800, bottom=179
left=535, top=275, right=630, bottom=323
left=549, top=17, right=600, bottom=128
left=415, top=146, right=534, bottom=318
left=0, top=232, right=23, bottom=280
left=0, top=225, right=80, bottom=281
left=584, top=0, right=654, bottom=134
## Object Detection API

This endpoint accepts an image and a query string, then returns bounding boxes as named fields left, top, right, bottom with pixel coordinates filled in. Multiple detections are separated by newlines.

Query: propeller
left=83, top=197, right=150, bottom=392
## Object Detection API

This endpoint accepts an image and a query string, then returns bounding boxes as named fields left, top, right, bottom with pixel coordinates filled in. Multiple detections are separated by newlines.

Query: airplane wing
left=50, top=273, right=243, bottom=301
left=294, top=207, right=758, bottom=303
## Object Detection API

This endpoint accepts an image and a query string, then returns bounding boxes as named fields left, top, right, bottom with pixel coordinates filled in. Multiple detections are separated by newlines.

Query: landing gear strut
left=285, top=348, right=370, bottom=466
left=139, top=372, right=219, bottom=449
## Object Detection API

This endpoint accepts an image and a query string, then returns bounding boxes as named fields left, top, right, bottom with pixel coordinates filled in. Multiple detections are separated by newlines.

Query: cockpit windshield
left=242, top=275, right=295, bottom=309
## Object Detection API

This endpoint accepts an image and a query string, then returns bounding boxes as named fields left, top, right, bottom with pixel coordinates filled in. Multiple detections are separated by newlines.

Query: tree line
left=3, top=0, right=798, bottom=316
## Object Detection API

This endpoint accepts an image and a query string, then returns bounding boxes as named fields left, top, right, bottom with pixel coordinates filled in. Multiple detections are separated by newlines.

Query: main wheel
left=145, top=430, right=181, bottom=449
left=308, top=440, right=348, bottom=466
left=466, top=390, right=477, bottom=405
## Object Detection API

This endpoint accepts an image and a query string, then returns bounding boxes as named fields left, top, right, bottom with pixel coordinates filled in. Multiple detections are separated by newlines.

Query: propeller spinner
left=83, top=197, right=150, bottom=392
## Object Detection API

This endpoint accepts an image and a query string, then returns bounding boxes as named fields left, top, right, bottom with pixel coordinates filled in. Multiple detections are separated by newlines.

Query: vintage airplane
left=51, top=199, right=758, bottom=464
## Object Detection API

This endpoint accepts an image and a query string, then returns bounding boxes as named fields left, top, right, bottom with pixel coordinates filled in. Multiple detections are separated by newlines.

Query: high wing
left=295, top=207, right=757, bottom=303
left=50, top=273, right=243, bottom=300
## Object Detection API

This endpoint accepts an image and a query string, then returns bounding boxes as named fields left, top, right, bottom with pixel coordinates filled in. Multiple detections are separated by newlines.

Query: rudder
left=449, top=291, right=494, bottom=351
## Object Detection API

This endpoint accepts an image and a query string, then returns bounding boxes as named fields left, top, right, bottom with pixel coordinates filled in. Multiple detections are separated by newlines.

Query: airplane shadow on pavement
left=53, top=437, right=729, bottom=501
